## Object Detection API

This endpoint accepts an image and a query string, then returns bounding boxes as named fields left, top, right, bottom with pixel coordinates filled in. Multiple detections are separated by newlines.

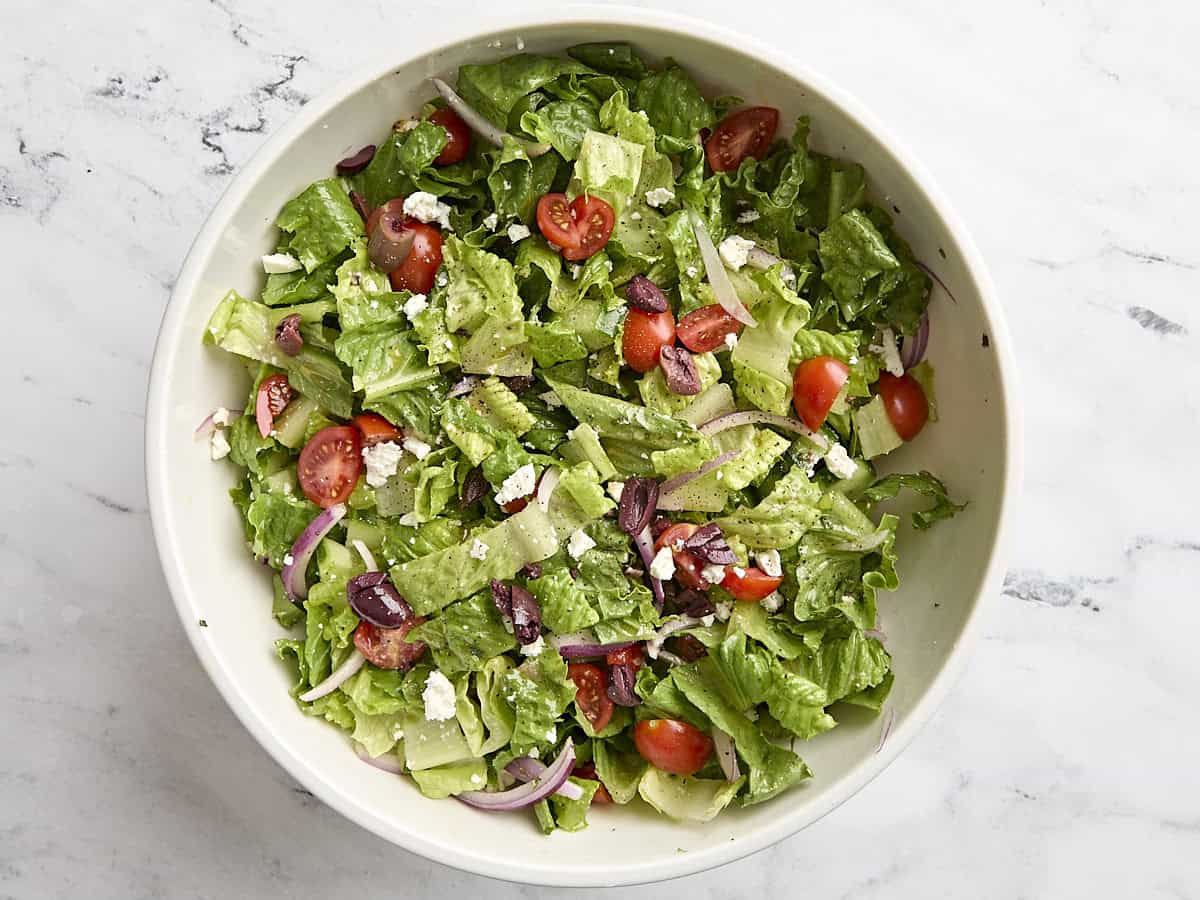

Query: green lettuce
left=407, top=591, right=517, bottom=675
left=275, top=178, right=364, bottom=272
left=569, top=130, right=644, bottom=214
left=504, top=646, right=577, bottom=755
left=860, top=472, right=964, bottom=529
left=716, top=465, right=822, bottom=549
left=632, top=63, right=714, bottom=144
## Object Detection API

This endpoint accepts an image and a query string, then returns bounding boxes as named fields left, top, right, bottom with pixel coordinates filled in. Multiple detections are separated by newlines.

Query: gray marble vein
left=2, top=0, right=1199, bottom=897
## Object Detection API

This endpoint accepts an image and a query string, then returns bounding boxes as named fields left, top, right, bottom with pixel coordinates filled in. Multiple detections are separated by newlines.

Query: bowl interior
left=148, top=12, right=1013, bottom=887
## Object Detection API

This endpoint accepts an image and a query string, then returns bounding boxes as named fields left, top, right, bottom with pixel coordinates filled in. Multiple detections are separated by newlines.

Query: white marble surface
left=3, top=0, right=1198, bottom=896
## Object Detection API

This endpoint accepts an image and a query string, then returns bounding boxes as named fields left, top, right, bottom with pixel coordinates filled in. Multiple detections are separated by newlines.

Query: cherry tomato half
left=297, top=425, right=363, bottom=508
left=568, top=663, right=614, bottom=733
left=353, top=618, right=427, bottom=670
left=792, top=356, right=850, bottom=432
left=676, top=304, right=742, bottom=353
left=634, top=719, right=713, bottom=776
left=535, top=193, right=615, bottom=261
left=428, top=107, right=471, bottom=166
left=388, top=222, right=444, bottom=295
left=255, top=373, right=293, bottom=439
left=655, top=523, right=705, bottom=590
left=622, top=308, right=676, bottom=373
left=876, top=372, right=929, bottom=441
left=722, top=566, right=783, bottom=602
left=571, top=762, right=613, bottom=804
left=705, top=107, right=780, bottom=173
left=352, top=412, right=402, bottom=447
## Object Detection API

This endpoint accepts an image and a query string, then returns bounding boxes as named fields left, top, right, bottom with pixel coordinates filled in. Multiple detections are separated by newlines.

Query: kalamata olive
left=274, top=313, right=303, bottom=357
left=682, top=523, right=737, bottom=565
left=607, top=662, right=640, bottom=706
left=336, top=144, right=376, bottom=175
left=618, top=477, right=659, bottom=536
left=659, top=345, right=701, bottom=395
left=367, top=210, right=416, bottom=273
left=460, top=467, right=488, bottom=508
left=625, top=275, right=669, bottom=313
left=509, top=585, right=542, bottom=645
left=347, top=572, right=414, bottom=628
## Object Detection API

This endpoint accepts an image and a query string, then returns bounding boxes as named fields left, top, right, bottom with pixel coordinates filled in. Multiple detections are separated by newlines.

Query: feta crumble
left=435, top=270, right=449, bottom=288
left=540, top=390, right=562, bottom=408
left=507, top=223, right=531, bottom=243
left=469, top=539, right=489, bottom=561
left=700, top=563, right=726, bottom=585
left=649, top=546, right=676, bottom=580
left=362, top=440, right=405, bottom=487
left=873, top=327, right=904, bottom=377
left=736, top=209, right=761, bottom=224
left=211, top=407, right=234, bottom=427
left=403, top=191, right=452, bottom=229
left=261, top=252, right=302, bottom=274
left=421, top=671, right=457, bottom=721
left=700, top=614, right=716, bottom=627
left=210, top=428, right=231, bottom=460
left=718, top=235, right=755, bottom=271
left=282, top=554, right=295, bottom=567
left=398, top=512, right=421, bottom=526
left=481, top=212, right=499, bottom=231
left=495, top=463, right=536, bottom=506
left=824, top=443, right=859, bottom=480
left=606, top=481, right=625, bottom=502
left=685, top=265, right=699, bottom=279
left=760, top=592, right=784, bottom=613
left=723, top=332, right=739, bottom=351
left=403, top=293, right=428, bottom=319
left=520, top=635, right=545, bottom=657
left=756, top=549, right=783, bottom=578
left=714, top=600, right=734, bottom=622
left=630, top=211, right=642, bottom=221
left=644, top=187, right=675, bottom=208
left=567, top=529, right=596, bottom=559
left=402, top=435, right=432, bottom=460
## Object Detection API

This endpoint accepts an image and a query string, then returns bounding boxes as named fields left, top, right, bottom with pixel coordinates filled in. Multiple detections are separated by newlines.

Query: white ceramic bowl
left=146, top=7, right=1019, bottom=886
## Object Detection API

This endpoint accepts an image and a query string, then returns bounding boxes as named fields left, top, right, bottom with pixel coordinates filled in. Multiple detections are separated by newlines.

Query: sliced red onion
left=194, top=407, right=243, bottom=439
left=875, top=707, right=896, bottom=754
left=347, top=572, right=414, bottom=628
left=299, top=649, right=365, bottom=702
left=282, top=503, right=347, bottom=602
left=689, top=210, right=756, bottom=327
left=354, top=740, right=404, bottom=774
left=551, top=633, right=637, bottom=659
left=633, top=525, right=666, bottom=612
left=625, top=275, right=669, bottom=313
left=682, top=524, right=737, bottom=565
left=617, top=477, right=659, bottom=536
left=336, top=144, right=376, bottom=175
left=505, top=757, right=585, bottom=800
left=448, top=375, right=481, bottom=398
left=916, top=260, right=958, bottom=305
left=458, top=739, right=575, bottom=810
left=431, top=78, right=552, bottom=158
left=368, top=211, right=416, bottom=273
left=274, top=313, right=304, bottom=357
left=900, top=310, right=930, bottom=369
left=646, top=615, right=704, bottom=660
left=711, top=726, right=740, bottom=781
left=350, top=539, right=378, bottom=572
left=698, top=410, right=830, bottom=451
left=607, top=662, right=640, bottom=707
left=658, top=449, right=741, bottom=497
left=659, top=345, right=702, bottom=396
left=535, top=467, right=560, bottom=511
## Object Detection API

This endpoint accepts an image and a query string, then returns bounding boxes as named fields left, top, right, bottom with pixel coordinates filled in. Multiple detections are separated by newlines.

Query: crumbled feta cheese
left=507, top=223, right=531, bottom=243
left=469, top=539, right=489, bottom=561
left=780, top=264, right=797, bottom=288
left=630, top=211, right=642, bottom=221
left=495, top=463, right=536, bottom=506
left=606, top=481, right=625, bottom=502
left=421, top=671, right=457, bottom=721
left=520, top=635, right=545, bottom=657
left=435, top=270, right=449, bottom=288
left=736, top=209, right=761, bottom=224
left=540, top=390, right=562, bottom=408
left=700, top=614, right=716, bottom=627
left=685, top=265, right=699, bottom=279
left=824, top=443, right=859, bottom=480
left=724, top=332, right=738, bottom=351
left=756, top=549, right=782, bottom=578
left=567, top=529, right=597, bottom=559
left=403, top=293, right=428, bottom=319
left=700, top=563, right=726, bottom=585
left=644, top=187, right=675, bottom=208
left=481, top=212, right=499, bottom=231
left=362, top=440, right=405, bottom=487
left=403, top=191, right=452, bottom=229
left=402, top=435, right=432, bottom=460
left=282, top=554, right=295, bottom=567
left=570, top=264, right=582, bottom=280
left=649, top=546, right=676, bottom=580
left=848, top=355, right=858, bottom=365
left=718, top=235, right=755, bottom=271
left=730, top=566, right=746, bottom=578
left=211, top=407, right=234, bottom=427
left=714, top=600, right=734, bottom=622
left=873, top=327, right=904, bottom=376
left=397, top=118, right=419, bottom=132
left=261, top=252, right=302, bottom=274
left=760, top=591, right=784, bottom=613
left=210, top=428, right=231, bottom=460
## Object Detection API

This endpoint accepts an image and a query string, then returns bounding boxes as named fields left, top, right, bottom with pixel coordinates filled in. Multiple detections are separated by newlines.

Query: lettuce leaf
left=407, top=592, right=517, bottom=675
left=519, top=100, right=599, bottom=160
left=860, top=472, right=964, bottom=530
left=637, top=769, right=744, bottom=822
left=504, top=646, right=577, bottom=755
left=275, top=178, right=364, bottom=272
left=569, top=130, right=644, bottom=215
left=632, top=63, right=714, bottom=143
left=716, top=465, right=822, bottom=549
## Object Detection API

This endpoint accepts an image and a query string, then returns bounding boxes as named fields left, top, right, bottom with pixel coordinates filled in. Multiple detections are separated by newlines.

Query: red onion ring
left=505, top=757, right=585, bottom=800
left=535, top=467, right=560, bottom=511
left=689, top=211, right=757, bottom=327
left=900, top=310, right=930, bottom=369
left=711, top=727, right=740, bottom=782
left=645, top=615, right=704, bottom=659
left=299, top=649, right=365, bottom=702
left=354, top=740, right=404, bottom=774
left=448, top=375, right=481, bottom=398
left=916, top=260, right=959, bottom=305
left=194, top=407, right=243, bottom=439
left=458, top=739, right=575, bottom=810
left=282, top=503, right=347, bottom=602
left=633, top=525, right=666, bottom=612
left=698, top=411, right=830, bottom=451
left=430, top=78, right=552, bottom=158
left=658, top=450, right=741, bottom=497
left=551, top=634, right=638, bottom=659
left=875, top=708, right=896, bottom=754
left=350, top=539, right=379, bottom=573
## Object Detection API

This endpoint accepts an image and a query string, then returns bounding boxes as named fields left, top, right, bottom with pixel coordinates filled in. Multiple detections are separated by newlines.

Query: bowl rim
left=145, top=4, right=1022, bottom=886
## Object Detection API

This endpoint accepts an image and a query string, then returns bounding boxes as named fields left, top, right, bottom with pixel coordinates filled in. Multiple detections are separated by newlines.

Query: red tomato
left=571, top=762, right=612, bottom=804
left=352, top=412, right=402, bottom=447
left=297, top=426, right=363, bottom=508
left=722, top=566, right=783, bottom=601
left=792, top=356, right=850, bottom=431
left=365, top=197, right=405, bottom=236
left=428, top=108, right=471, bottom=166
left=388, top=222, right=444, bottom=295
left=705, top=107, right=780, bottom=173
left=606, top=645, right=644, bottom=672
left=877, top=372, right=929, bottom=441
left=535, top=193, right=615, bottom=261
left=622, top=309, right=676, bottom=373
left=568, top=663, right=614, bottom=733
left=352, top=618, right=427, bottom=670
left=654, top=523, right=705, bottom=590
left=633, top=719, right=713, bottom=776
left=676, top=305, right=742, bottom=353
left=501, top=496, right=529, bottom=514
left=255, top=373, right=293, bottom=438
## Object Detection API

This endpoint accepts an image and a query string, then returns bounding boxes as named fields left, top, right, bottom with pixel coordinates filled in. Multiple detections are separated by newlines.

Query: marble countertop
left=3, top=0, right=1197, bottom=896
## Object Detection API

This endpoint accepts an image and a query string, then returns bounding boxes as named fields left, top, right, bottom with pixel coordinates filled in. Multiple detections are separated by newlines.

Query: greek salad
left=200, top=43, right=962, bottom=830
